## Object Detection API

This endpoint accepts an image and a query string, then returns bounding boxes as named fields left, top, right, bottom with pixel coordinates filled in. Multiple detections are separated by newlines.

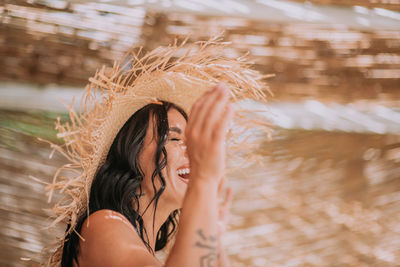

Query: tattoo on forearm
left=194, top=229, right=219, bottom=267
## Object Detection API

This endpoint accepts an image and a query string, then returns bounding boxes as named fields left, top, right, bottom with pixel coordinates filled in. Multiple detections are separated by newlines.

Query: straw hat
left=43, top=36, right=271, bottom=265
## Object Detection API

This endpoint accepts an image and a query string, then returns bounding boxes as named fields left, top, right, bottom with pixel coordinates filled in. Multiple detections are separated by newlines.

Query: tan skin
left=77, top=83, right=233, bottom=267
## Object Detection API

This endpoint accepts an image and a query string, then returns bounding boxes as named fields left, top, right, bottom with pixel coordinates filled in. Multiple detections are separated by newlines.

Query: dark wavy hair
left=61, top=101, right=188, bottom=267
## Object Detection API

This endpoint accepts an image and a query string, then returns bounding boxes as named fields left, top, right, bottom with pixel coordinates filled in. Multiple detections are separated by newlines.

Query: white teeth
left=177, top=168, right=190, bottom=176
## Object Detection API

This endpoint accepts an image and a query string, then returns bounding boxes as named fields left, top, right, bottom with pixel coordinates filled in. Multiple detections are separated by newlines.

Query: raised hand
left=185, top=83, right=234, bottom=186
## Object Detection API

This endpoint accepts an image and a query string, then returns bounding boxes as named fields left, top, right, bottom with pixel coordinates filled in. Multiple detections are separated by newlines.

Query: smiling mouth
left=177, top=167, right=190, bottom=183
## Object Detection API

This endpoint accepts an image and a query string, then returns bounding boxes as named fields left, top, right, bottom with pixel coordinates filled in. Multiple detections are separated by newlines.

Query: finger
left=185, top=93, right=212, bottom=142
left=185, top=87, right=216, bottom=140
left=202, top=83, right=230, bottom=135
left=223, top=187, right=233, bottom=209
left=194, top=83, right=226, bottom=135
left=187, top=88, right=212, bottom=129
left=218, top=177, right=225, bottom=197
left=214, top=103, right=234, bottom=143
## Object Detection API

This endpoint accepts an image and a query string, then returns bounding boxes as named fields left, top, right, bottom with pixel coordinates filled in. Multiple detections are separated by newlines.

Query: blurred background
left=1, top=0, right=400, bottom=266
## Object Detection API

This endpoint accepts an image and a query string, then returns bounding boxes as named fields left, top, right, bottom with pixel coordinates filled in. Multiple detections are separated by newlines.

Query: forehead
left=167, top=108, right=186, bottom=129
left=145, top=107, right=186, bottom=141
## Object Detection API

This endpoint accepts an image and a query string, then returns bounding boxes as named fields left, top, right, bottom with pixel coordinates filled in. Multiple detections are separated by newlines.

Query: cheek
left=138, top=145, right=156, bottom=177
left=166, top=145, right=181, bottom=169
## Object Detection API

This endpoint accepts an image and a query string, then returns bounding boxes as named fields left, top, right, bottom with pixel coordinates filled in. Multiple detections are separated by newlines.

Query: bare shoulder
left=81, top=209, right=136, bottom=236
left=77, top=209, right=160, bottom=267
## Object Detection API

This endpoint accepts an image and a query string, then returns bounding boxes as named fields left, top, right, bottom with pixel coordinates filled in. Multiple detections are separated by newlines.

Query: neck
left=138, top=194, right=175, bottom=252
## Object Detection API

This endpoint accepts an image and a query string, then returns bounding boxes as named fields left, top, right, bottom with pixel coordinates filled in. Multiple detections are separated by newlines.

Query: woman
left=44, top=39, right=269, bottom=267
left=64, top=85, right=232, bottom=267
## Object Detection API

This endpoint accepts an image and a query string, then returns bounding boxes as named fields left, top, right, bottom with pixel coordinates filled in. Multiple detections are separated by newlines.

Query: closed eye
left=170, top=138, right=181, bottom=141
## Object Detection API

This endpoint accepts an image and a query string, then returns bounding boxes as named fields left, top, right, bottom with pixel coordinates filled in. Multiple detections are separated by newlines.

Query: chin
left=162, top=171, right=188, bottom=208
left=173, top=187, right=187, bottom=209
left=172, top=184, right=187, bottom=209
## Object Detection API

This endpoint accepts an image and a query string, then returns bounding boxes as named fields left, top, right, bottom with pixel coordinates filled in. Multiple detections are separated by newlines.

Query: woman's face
left=139, top=107, right=189, bottom=209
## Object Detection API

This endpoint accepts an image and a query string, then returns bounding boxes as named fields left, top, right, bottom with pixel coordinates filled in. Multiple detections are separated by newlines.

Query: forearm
left=165, top=180, right=219, bottom=267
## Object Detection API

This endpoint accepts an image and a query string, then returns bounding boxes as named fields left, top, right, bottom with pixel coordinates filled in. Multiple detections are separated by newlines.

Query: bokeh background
left=1, top=0, right=400, bottom=266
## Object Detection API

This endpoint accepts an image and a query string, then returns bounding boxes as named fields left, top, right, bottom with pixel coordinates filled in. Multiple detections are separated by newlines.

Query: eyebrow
left=168, top=127, right=182, bottom=134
